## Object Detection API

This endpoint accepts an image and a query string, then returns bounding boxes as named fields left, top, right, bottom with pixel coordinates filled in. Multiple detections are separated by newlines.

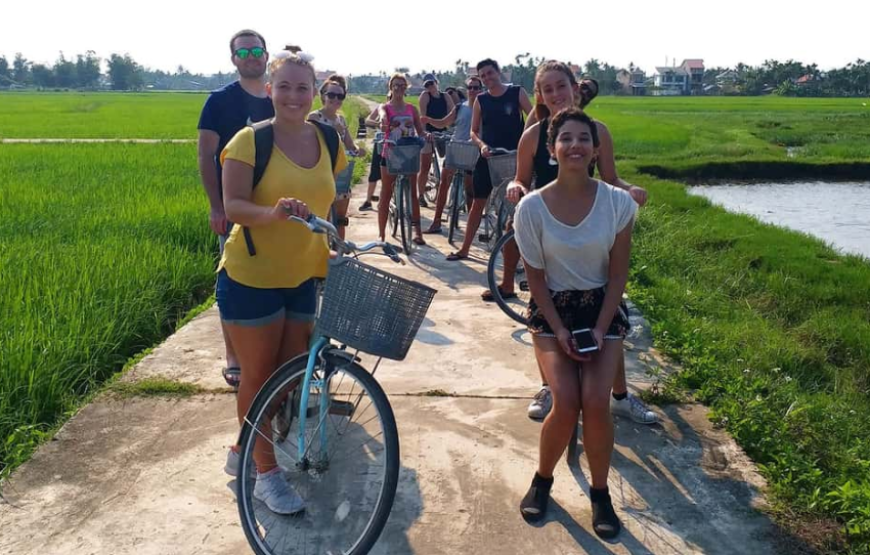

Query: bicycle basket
left=385, top=143, right=423, bottom=175
left=334, top=160, right=356, bottom=196
left=487, top=153, right=517, bottom=186
left=445, top=141, right=480, bottom=171
left=315, top=258, right=437, bottom=360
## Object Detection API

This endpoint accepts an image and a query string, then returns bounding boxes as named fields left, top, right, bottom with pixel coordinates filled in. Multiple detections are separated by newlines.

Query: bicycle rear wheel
left=487, top=229, right=531, bottom=325
left=237, top=350, right=400, bottom=555
left=398, top=178, right=416, bottom=255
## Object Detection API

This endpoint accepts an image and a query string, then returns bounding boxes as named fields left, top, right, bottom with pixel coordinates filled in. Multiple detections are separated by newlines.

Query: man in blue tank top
left=446, top=59, right=532, bottom=261
left=197, top=29, right=275, bottom=389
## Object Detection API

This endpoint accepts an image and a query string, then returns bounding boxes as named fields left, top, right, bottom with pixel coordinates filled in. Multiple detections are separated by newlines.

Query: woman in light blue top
left=421, top=75, right=483, bottom=233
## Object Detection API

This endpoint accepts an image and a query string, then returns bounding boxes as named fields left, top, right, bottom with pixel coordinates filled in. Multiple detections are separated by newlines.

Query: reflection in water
left=689, top=181, right=870, bottom=259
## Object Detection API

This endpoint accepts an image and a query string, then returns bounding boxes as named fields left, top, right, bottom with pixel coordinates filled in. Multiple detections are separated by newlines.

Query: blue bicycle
left=236, top=216, right=436, bottom=555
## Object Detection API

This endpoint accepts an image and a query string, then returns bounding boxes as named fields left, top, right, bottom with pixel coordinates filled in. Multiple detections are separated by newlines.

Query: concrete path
left=0, top=183, right=790, bottom=554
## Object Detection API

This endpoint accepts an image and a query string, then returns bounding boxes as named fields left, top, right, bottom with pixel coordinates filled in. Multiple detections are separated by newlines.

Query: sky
left=3, top=0, right=869, bottom=77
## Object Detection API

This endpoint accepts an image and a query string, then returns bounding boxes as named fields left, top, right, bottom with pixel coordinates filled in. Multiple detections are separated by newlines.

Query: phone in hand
left=572, top=329, right=599, bottom=353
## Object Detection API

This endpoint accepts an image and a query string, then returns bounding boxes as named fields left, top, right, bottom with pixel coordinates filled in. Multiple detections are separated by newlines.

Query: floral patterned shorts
left=527, top=287, right=630, bottom=339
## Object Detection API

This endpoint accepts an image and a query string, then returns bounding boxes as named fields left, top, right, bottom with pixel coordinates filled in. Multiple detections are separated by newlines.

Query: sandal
left=412, top=236, right=427, bottom=246
left=423, top=227, right=443, bottom=234
left=481, top=286, right=517, bottom=302
left=446, top=252, right=468, bottom=261
left=222, top=366, right=241, bottom=390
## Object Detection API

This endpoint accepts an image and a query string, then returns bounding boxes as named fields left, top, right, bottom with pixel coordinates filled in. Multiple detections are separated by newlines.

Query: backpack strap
left=309, top=120, right=340, bottom=172
left=243, top=120, right=274, bottom=256
left=242, top=120, right=339, bottom=257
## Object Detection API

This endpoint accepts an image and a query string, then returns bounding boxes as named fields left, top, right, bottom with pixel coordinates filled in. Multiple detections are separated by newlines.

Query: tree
left=54, top=52, right=77, bottom=88
left=108, top=53, right=143, bottom=90
left=13, top=53, right=30, bottom=85
left=0, top=56, right=9, bottom=81
left=75, top=51, right=101, bottom=89
left=30, top=63, right=55, bottom=88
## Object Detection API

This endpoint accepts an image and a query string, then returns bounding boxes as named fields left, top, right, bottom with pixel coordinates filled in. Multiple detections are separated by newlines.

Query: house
left=616, top=68, right=647, bottom=95
left=653, top=59, right=704, bottom=95
left=715, top=70, right=739, bottom=86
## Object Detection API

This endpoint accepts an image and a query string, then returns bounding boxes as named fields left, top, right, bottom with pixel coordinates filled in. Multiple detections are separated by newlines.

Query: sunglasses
left=467, top=85, right=482, bottom=91
left=234, top=47, right=265, bottom=59
left=325, top=92, right=346, bottom=101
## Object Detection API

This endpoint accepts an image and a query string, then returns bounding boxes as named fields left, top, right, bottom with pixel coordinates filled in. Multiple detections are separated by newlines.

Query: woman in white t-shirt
left=514, top=108, right=636, bottom=539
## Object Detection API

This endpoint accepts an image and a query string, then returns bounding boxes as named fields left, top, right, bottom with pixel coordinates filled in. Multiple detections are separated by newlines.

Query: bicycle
left=377, top=135, right=425, bottom=256
left=442, top=140, right=479, bottom=245
left=424, top=132, right=451, bottom=205
left=236, top=215, right=437, bottom=555
left=478, top=148, right=517, bottom=253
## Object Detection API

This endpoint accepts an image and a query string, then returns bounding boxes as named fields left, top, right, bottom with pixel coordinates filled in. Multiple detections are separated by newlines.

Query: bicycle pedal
left=478, top=233, right=490, bottom=242
left=519, top=281, right=530, bottom=292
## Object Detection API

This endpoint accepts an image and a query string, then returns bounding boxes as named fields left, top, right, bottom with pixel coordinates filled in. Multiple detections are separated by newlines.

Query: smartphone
left=572, top=329, right=599, bottom=353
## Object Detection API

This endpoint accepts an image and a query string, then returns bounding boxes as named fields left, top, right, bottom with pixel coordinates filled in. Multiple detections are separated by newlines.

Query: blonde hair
left=269, top=52, right=316, bottom=86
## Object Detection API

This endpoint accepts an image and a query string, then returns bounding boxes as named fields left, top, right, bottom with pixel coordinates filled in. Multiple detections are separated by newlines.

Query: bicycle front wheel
left=237, top=351, right=400, bottom=555
left=447, top=174, right=464, bottom=245
left=425, top=157, right=440, bottom=203
left=487, top=229, right=531, bottom=325
left=398, top=178, right=416, bottom=255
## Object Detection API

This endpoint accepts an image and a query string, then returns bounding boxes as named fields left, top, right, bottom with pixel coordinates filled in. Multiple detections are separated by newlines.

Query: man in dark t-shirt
left=196, top=29, right=274, bottom=388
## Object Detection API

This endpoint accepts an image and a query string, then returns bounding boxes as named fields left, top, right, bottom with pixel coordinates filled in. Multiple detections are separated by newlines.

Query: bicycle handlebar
left=288, top=215, right=404, bottom=265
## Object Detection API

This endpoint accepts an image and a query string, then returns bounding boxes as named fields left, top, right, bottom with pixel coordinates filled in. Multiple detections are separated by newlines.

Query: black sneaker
left=359, top=201, right=373, bottom=211
left=590, top=487, right=620, bottom=539
left=520, top=473, right=553, bottom=522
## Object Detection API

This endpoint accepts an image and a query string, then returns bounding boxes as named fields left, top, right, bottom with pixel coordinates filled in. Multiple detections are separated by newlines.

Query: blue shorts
left=216, top=269, right=317, bottom=327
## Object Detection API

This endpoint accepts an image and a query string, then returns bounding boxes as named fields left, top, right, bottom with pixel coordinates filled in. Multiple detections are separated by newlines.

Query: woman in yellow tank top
left=217, top=51, right=348, bottom=515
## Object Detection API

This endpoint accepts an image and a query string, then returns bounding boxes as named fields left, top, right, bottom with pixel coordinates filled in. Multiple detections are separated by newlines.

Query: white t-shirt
left=514, top=180, right=637, bottom=292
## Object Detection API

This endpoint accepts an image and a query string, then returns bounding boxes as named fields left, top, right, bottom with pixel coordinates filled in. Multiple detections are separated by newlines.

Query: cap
left=423, top=73, right=437, bottom=86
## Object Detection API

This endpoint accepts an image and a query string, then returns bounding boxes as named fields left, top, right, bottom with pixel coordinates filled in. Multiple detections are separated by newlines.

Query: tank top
left=424, top=91, right=449, bottom=133
left=383, top=103, right=417, bottom=141
left=532, top=117, right=596, bottom=189
left=478, top=85, right=525, bottom=150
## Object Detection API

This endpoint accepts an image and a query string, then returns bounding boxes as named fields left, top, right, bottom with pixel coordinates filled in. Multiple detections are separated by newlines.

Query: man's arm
left=197, top=129, right=226, bottom=235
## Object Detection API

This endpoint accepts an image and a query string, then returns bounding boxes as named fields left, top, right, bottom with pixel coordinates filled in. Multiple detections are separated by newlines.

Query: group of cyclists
left=198, top=28, right=659, bottom=541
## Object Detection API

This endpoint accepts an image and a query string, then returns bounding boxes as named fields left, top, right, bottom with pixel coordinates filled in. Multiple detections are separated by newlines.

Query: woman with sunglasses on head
left=421, top=76, right=484, bottom=234
left=376, top=73, right=428, bottom=245
left=502, top=61, right=655, bottom=426
left=309, top=74, right=365, bottom=239
left=218, top=51, right=348, bottom=516
left=515, top=107, right=635, bottom=538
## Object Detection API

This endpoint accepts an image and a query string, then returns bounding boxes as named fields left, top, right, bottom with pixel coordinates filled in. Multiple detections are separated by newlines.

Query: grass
left=0, top=92, right=367, bottom=140
left=0, top=142, right=216, bottom=478
left=109, top=377, right=203, bottom=399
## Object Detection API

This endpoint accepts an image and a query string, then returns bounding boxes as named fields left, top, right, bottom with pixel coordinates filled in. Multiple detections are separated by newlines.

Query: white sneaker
left=611, top=393, right=658, bottom=425
left=254, top=468, right=306, bottom=515
left=527, top=386, right=553, bottom=420
left=224, top=448, right=255, bottom=478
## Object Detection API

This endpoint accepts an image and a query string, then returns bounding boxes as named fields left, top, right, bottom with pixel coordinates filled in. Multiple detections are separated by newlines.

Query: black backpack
left=242, top=119, right=340, bottom=256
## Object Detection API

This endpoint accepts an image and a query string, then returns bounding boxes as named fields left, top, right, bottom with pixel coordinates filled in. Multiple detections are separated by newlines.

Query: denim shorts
left=216, top=269, right=317, bottom=327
